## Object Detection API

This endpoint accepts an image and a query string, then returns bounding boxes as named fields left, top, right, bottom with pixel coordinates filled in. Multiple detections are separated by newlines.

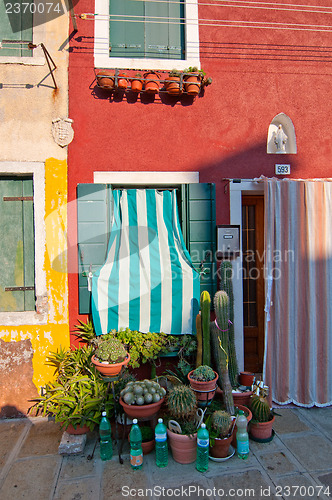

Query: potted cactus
left=166, top=385, right=198, bottom=464
left=119, top=379, right=166, bottom=418
left=91, top=337, right=130, bottom=377
left=207, top=410, right=234, bottom=458
left=249, top=395, right=275, bottom=441
left=187, top=365, right=218, bottom=404
left=164, top=69, right=182, bottom=95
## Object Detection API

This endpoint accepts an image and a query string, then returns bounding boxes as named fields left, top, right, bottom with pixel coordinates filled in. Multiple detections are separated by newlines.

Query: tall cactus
left=210, top=290, right=234, bottom=415
left=200, top=291, right=211, bottom=366
left=219, top=261, right=239, bottom=388
left=195, top=312, right=203, bottom=367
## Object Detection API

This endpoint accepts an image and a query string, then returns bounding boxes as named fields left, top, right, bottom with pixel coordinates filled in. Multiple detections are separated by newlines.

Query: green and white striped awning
left=91, top=189, right=200, bottom=335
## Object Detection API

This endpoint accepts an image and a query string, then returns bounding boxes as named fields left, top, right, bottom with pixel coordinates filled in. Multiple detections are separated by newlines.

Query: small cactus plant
left=250, top=395, right=272, bottom=422
left=211, top=410, right=232, bottom=438
left=166, top=385, right=197, bottom=421
left=190, top=365, right=216, bottom=382
left=94, top=338, right=127, bottom=364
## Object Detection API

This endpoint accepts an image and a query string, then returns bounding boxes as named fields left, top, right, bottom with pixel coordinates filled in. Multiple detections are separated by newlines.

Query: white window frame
left=94, top=0, right=200, bottom=71
left=0, top=162, right=47, bottom=325
left=0, top=7, right=48, bottom=65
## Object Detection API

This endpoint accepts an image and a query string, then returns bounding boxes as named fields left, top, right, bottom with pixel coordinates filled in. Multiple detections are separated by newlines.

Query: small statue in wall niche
left=274, top=124, right=288, bottom=153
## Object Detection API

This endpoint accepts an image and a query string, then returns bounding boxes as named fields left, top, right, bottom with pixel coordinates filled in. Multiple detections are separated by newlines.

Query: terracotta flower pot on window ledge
left=143, top=71, right=160, bottom=94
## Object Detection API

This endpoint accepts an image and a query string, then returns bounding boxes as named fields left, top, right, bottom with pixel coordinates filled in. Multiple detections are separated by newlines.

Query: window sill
left=0, top=56, right=45, bottom=65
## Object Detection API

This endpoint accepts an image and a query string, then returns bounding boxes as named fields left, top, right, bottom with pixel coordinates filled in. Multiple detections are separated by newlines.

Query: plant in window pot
left=91, top=337, right=130, bottom=377
left=249, top=395, right=275, bottom=441
left=183, top=67, right=204, bottom=96
left=130, top=72, right=143, bottom=93
left=166, top=385, right=198, bottom=464
left=187, top=365, right=218, bottom=405
left=116, top=72, right=128, bottom=90
left=164, top=69, right=182, bottom=95
left=143, top=71, right=161, bottom=94
left=119, top=379, right=166, bottom=418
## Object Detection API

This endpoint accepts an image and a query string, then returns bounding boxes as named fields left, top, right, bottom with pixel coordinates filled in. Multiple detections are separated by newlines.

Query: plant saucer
left=209, top=445, right=235, bottom=462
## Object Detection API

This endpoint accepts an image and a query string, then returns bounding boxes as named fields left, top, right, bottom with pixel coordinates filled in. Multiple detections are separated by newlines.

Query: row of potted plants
left=96, top=67, right=212, bottom=96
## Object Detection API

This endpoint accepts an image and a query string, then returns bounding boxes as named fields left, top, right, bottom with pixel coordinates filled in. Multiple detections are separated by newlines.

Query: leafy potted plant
left=91, top=337, right=130, bottom=377
left=131, top=73, right=143, bottom=93
left=166, top=385, right=198, bottom=464
left=143, top=71, right=161, bottom=94
left=28, top=346, right=113, bottom=434
left=119, top=379, right=166, bottom=418
left=207, top=410, right=234, bottom=458
left=187, top=365, right=218, bottom=404
left=183, top=66, right=204, bottom=96
left=164, top=69, right=182, bottom=95
left=249, top=395, right=275, bottom=441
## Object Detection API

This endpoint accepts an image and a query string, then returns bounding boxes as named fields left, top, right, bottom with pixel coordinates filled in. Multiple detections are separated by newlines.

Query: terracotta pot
left=143, top=72, right=160, bottom=94
left=232, top=404, right=252, bottom=448
left=184, top=73, right=201, bottom=95
left=91, top=353, right=130, bottom=377
left=131, top=78, right=143, bottom=93
left=96, top=70, right=115, bottom=89
left=167, top=429, right=197, bottom=464
left=117, top=73, right=128, bottom=90
left=233, top=390, right=253, bottom=407
left=210, top=433, right=233, bottom=458
left=127, top=435, right=155, bottom=455
left=250, top=415, right=275, bottom=440
left=165, top=76, right=182, bottom=95
left=239, top=372, right=255, bottom=386
left=65, top=423, right=90, bottom=435
left=119, top=397, right=164, bottom=419
left=187, top=370, right=218, bottom=403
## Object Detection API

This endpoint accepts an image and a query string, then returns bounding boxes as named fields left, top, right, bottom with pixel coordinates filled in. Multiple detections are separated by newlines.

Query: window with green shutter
left=0, top=176, right=35, bottom=312
left=0, top=1, right=33, bottom=57
left=77, top=183, right=216, bottom=314
left=109, top=0, right=185, bottom=60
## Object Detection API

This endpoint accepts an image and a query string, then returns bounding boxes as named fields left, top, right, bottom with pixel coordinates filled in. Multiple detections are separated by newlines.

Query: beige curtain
left=263, top=178, right=332, bottom=407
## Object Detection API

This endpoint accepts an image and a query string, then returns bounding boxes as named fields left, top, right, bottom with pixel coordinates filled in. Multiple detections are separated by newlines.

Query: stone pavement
left=0, top=408, right=331, bottom=500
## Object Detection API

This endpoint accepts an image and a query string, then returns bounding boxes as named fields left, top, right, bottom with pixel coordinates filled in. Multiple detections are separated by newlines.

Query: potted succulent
left=183, top=66, right=204, bottom=96
left=143, top=71, right=161, bottom=94
left=166, top=385, right=198, bottom=464
left=187, top=365, right=218, bottom=404
left=91, top=337, right=130, bottom=377
left=249, top=395, right=275, bottom=441
left=28, top=346, right=113, bottom=434
left=164, top=69, right=182, bottom=95
left=207, top=410, right=234, bottom=458
left=119, top=379, right=166, bottom=418
left=131, top=73, right=143, bottom=93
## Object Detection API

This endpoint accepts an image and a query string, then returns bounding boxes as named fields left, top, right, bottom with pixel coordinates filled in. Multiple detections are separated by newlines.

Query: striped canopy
left=91, top=189, right=200, bottom=335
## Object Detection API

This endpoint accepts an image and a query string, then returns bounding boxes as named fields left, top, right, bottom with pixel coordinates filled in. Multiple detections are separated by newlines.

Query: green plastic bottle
left=236, top=410, right=249, bottom=459
left=196, top=423, right=209, bottom=472
left=129, top=419, right=143, bottom=470
left=99, top=411, right=113, bottom=461
left=155, top=418, right=168, bottom=467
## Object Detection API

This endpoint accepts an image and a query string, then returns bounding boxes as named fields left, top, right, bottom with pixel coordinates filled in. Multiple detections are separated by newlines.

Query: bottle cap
left=133, top=419, right=138, bottom=424
left=158, top=418, right=163, bottom=423
left=238, top=410, right=244, bottom=415
left=201, top=423, right=206, bottom=428
left=102, top=411, right=106, bottom=416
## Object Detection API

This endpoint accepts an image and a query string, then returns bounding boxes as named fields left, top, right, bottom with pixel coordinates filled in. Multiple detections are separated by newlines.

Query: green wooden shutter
left=109, top=0, right=184, bottom=60
left=0, top=1, right=33, bottom=57
left=77, top=184, right=112, bottom=314
left=181, top=183, right=217, bottom=299
left=0, top=176, right=34, bottom=312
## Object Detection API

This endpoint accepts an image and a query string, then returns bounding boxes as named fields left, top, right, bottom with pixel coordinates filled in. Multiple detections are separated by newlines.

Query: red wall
left=68, top=0, right=332, bottom=335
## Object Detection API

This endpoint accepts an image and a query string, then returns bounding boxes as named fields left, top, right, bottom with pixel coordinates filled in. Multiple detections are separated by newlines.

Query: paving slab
left=255, top=450, right=301, bottom=476
left=0, top=420, right=28, bottom=470
left=18, top=420, right=63, bottom=457
left=273, top=410, right=312, bottom=434
left=53, top=477, right=100, bottom=500
left=273, top=473, right=328, bottom=500
left=101, top=458, right=150, bottom=500
left=298, top=408, right=332, bottom=436
left=213, top=469, right=275, bottom=499
left=0, top=456, right=61, bottom=500
left=281, top=434, right=332, bottom=472
left=249, top=434, right=284, bottom=453
left=58, top=454, right=99, bottom=480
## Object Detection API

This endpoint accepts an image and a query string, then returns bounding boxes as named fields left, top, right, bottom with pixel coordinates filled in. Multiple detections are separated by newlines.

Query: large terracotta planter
left=96, top=70, right=115, bottom=89
left=249, top=415, right=275, bottom=441
left=91, top=353, right=130, bottom=377
left=184, top=73, right=201, bottom=95
left=210, top=434, right=233, bottom=458
left=167, top=429, right=197, bottom=464
left=65, top=423, right=90, bottom=435
left=143, top=72, right=160, bottom=94
left=119, top=397, right=164, bottom=419
left=188, top=370, right=218, bottom=403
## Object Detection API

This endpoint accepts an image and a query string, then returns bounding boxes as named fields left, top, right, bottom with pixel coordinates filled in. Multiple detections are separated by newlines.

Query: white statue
left=274, top=124, right=288, bottom=153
